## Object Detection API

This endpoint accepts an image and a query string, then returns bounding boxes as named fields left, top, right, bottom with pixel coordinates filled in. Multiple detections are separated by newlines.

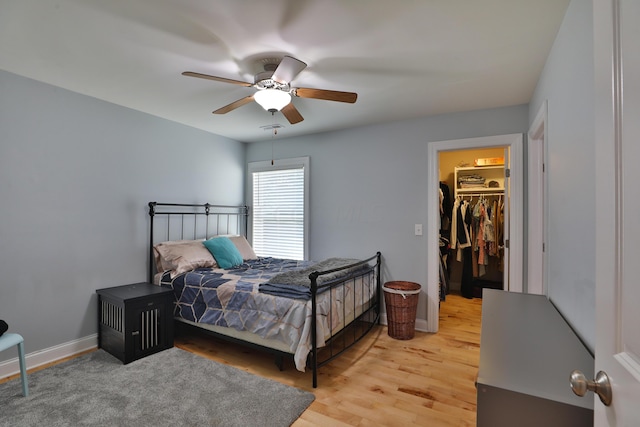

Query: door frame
left=527, top=101, right=547, bottom=295
left=426, top=133, right=523, bottom=332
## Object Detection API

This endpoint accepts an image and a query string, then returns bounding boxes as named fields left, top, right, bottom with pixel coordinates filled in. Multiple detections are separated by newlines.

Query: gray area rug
left=0, top=348, right=314, bottom=427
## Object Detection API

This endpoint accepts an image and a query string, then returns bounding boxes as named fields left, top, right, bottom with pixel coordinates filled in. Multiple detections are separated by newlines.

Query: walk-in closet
left=438, top=147, right=507, bottom=299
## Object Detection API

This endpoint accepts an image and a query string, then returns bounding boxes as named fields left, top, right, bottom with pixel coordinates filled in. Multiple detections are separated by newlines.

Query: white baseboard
left=380, top=314, right=429, bottom=333
left=0, top=334, right=98, bottom=379
left=415, top=318, right=429, bottom=332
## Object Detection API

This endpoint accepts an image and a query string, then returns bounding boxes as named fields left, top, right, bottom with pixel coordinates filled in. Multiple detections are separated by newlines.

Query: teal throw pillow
left=203, top=237, right=244, bottom=269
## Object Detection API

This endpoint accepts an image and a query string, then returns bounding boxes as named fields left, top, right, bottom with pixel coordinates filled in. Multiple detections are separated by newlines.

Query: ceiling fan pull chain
left=271, top=113, right=276, bottom=165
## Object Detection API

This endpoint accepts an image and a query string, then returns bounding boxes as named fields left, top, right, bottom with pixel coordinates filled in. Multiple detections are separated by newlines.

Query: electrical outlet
left=415, top=224, right=423, bottom=236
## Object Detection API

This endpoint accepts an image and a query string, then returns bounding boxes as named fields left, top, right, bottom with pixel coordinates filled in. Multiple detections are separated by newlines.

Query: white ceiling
left=0, top=0, right=570, bottom=143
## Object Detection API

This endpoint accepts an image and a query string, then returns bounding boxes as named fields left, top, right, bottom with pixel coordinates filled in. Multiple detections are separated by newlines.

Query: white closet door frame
left=426, top=134, right=523, bottom=332
left=527, top=101, right=547, bottom=295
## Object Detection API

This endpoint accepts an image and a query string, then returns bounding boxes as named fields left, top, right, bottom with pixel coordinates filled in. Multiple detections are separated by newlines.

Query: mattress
left=159, top=257, right=376, bottom=371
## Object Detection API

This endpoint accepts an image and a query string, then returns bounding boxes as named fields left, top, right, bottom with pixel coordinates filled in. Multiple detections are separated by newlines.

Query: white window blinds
left=252, top=166, right=305, bottom=260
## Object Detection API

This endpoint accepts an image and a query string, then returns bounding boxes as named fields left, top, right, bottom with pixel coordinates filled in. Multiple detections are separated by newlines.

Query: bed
left=148, top=202, right=381, bottom=387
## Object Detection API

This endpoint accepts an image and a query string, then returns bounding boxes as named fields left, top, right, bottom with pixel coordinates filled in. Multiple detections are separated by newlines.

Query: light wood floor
left=177, top=293, right=483, bottom=426
left=1, top=293, right=483, bottom=426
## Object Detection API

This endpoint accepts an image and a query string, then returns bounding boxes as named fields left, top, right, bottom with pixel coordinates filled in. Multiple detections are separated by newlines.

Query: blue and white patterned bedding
left=159, top=257, right=376, bottom=371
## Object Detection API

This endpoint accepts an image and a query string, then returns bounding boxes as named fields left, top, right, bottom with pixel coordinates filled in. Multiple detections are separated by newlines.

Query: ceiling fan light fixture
left=254, top=89, right=291, bottom=112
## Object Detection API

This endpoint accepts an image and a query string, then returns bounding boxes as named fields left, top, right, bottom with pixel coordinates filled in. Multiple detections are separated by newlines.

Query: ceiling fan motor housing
left=254, top=61, right=291, bottom=92
left=254, top=75, right=291, bottom=92
left=254, top=59, right=292, bottom=91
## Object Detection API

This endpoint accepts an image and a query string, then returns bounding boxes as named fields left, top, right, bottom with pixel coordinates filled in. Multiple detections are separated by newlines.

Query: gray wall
left=0, top=70, right=245, bottom=362
left=246, top=106, right=529, bottom=323
left=529, top=0, right=595, bottom=351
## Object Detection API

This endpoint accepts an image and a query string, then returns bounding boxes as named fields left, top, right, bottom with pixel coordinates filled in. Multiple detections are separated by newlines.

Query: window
left=248, top=157, right=309, bottom=260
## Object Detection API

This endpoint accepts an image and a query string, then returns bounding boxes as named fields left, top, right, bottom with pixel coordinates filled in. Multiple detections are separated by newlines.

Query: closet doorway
left=426, top=134, right=523, bottom=332
left=440, top=147, right=508, bottom=298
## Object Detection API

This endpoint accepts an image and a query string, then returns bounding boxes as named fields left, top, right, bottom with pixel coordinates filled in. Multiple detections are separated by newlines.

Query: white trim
left=527, top=101, right=547, bottom=295
left=427, top=144, right=442, bottom=332
left=427, top=134, right=524, bottom=332
left=379, top=314, right=429, bottom=333
left=508, top=138, right=524, bottom=293
left=0, top=334, right=97, bottom=378
left=614, top=352, right=640, bottom=384
left=414, top=318, right=429, bottom=332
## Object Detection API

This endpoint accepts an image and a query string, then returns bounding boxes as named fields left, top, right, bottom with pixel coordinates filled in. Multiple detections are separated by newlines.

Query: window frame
left=247, top=157, right=309, bottom=260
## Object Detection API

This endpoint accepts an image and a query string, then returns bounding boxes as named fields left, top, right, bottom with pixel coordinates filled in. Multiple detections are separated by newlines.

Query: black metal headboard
left=148, top=202, right=249, bottom=282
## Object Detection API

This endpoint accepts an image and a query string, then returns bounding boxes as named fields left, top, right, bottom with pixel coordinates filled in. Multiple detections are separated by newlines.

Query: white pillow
left=228, top=235, right=258, bottom=260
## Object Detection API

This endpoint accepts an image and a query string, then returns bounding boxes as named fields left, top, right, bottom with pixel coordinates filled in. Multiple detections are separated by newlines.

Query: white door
left=593, top=0, right=640, bottom=424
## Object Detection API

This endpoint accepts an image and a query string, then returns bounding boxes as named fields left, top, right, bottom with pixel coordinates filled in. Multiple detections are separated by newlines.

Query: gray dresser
left=476, top=290, right=594, bottom=427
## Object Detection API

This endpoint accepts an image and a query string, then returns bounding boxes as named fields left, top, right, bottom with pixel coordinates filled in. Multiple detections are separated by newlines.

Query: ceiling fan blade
left=213, top=96, right=255, bottom=114
left=182, top=71, right=253, bottom=87
left=295, top=87, right=357, bottom=103
left=271, top=56, right=307, bottom=84
left=281, top=103, right=304, bottom=124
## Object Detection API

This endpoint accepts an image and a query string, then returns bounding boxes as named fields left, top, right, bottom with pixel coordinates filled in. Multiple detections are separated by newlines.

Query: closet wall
left=439, top=147, right=506, bottom=296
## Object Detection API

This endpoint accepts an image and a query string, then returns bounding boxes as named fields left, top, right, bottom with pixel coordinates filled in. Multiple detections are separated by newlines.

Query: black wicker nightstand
left=96, top=282, right=174, bottom=364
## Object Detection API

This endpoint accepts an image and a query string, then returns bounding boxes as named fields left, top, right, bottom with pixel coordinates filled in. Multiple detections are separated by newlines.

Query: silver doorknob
left=570, top=370, right=612, bottom=406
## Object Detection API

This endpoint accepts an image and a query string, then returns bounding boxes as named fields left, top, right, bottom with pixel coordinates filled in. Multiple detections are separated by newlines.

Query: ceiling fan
left=182, top=55, right=357, bottom=125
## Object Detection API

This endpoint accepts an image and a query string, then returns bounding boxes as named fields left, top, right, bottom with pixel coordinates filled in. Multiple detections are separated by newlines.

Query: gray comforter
left=259, top=258, right=367, bottom=299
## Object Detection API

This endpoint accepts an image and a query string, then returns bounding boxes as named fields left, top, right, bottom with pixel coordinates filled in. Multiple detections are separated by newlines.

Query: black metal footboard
left=308, top=252, right=382, bottom=388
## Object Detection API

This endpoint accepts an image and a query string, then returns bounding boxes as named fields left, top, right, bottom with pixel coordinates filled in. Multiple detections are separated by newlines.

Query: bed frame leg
left=274, top=354, right=284, bottom=371
left=313, top=366, right=318, bottom=388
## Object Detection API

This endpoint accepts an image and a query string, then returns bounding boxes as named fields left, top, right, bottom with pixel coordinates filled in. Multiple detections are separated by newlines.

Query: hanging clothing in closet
left=451, top=195, right=504, bottom=297
left=451, top=197, right=474, bottom=298
left=450, top=199, right=472, bottom=254
left=439, top=182, right=452, bottom=238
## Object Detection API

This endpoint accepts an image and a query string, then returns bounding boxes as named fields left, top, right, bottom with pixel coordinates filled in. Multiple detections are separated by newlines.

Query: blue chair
left=0, top=333, right=29, bottom=396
